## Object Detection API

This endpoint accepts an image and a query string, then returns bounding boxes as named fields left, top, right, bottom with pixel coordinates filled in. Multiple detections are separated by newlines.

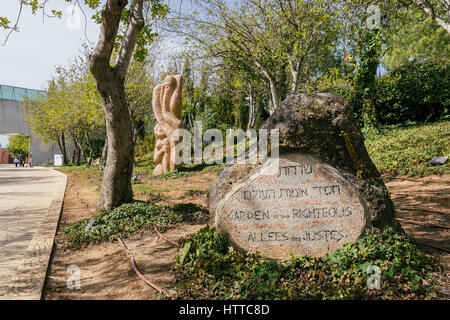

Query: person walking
left=13, top=157, right=19, bottom=167
left=28, top=155, right=32, bottom=168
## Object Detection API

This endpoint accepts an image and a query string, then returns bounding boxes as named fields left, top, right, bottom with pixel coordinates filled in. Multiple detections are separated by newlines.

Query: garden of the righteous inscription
left=214, top=153, right=370, bottom=259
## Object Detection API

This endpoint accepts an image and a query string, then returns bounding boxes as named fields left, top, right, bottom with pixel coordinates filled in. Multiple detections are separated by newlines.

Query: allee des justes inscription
left=214, top=153, right=369, bottom=259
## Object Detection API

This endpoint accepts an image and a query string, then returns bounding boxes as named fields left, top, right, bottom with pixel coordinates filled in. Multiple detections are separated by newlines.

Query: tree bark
left=76, top=143, right=81, bottom=165
left=289, top=57, right=304, bottom=93
left=89, top=0, right=145, bottom=209
left=56, top=134, right=63, bottom=160
left=61, top=132, right=68, bottom=165
left=74, top=134, right=87, bottom=163
left=255, top=60, right=280, bottom=114
left=71, top=144, right=76, bottom=164
left=85, top=132, right=94, bottom=165
left=247, top=83, right=256, bottom=130
left=101, top=134, right=108, bottom=166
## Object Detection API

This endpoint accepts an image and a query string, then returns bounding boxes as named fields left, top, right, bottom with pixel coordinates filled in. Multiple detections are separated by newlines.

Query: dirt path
left=42, top=170, right=211, bottom=300
left=43, top=172, right=449, bottom=299
left=385, top=175, right=449, bottom=298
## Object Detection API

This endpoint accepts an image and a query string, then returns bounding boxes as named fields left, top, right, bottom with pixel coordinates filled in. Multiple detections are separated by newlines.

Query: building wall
left=0, top=98, right=73, bottom=165
left=0, top=148, right=13, bottom=164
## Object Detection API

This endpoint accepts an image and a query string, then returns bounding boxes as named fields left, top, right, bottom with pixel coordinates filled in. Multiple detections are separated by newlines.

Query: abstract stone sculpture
left=152, top=74, right=183, bottom=175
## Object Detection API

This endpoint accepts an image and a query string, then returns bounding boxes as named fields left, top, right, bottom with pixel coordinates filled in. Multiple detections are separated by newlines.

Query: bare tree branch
left=2, top=0, right=23, bottom=46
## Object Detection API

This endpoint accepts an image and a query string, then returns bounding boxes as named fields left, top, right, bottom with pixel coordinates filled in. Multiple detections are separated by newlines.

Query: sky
left=0, top=0, right=185, bottom=148
left=0, top=0, right=188, bottom=91
left=0, top=1, right=100, bottom=91
left=0, top=1, right=103, bottom=147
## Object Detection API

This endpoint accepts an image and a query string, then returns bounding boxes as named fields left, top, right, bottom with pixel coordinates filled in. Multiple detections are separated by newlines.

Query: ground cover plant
left=63, top=201, right=208, bottom=247
left=174, top=226, right=440, bottom=300
left=365, top=121, right=449, bottom=176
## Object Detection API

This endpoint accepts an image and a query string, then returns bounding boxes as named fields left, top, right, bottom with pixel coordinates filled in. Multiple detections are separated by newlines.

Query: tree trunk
left=85, top=132, right=94, bottom=166
left=89, top=0, right=145, bottom=209
left=255, top=60, right=280, bottom=114
left=71, top=146, right=76, bottom=164
left=101, top=134, right=108, bottom=166
left=247, top=84, right=256, bottom=130
left=188, top=113, right=194, bottom=130
left=75, top=134, right=87, bottom=163
left=71, top=134, right=80, bottom=165
left=97, top=85, right=134, bottom=208
left=268, top=79, right=279, bottom=115
left=56, top=134, right=63, bottom=159
left=76, top=143, right=81, bottom=165
left=289, top=58, right=303, bottom=93
left=61, top=132, right=68, bottom=165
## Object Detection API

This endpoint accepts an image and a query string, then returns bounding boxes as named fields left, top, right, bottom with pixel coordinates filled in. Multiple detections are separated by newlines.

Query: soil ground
left=42, top=170, right=449, bottom=300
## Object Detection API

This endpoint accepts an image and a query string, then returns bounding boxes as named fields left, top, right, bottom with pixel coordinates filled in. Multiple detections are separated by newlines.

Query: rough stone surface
left=208, top=93, right=398, bottom=259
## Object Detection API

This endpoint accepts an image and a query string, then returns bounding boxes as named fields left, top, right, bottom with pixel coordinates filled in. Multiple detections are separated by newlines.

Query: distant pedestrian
left=28, top=156, right=32, bottom=168
left=13, top=157, right=19, bottom=167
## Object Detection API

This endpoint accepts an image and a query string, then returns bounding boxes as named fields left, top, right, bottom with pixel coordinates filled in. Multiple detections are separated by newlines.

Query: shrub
left=174, top=227, right=439, bottom=300
left=374, top=59, right=450, bottom=124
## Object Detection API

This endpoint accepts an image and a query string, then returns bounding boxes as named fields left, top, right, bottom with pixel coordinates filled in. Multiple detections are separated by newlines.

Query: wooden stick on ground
left=154, top=226, right=180, bottom=247
left=117, top=237, right=171, bottom=297
left=395, top=217, right=450, bottom=229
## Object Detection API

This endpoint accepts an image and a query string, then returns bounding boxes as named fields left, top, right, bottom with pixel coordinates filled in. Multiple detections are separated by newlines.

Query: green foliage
left=173, top=0, right=342, bottom=112
left=354, top=29, right=383, bottom=128
left=135, top=134, right=156, bottom=158
left=328, top=59, right=449, bottom=127
left=176, top=226, right=229, bottom=270
left=125, top=57, right=158, bottom=144
left=365, top=121, right=450, bottom=176
left=22, top=54, right=104, bottom=164
left=150, top=163, right=224, bottom=180
left=7, top=135, right=30, bottom=156
left=383, top=8, right=450, bottom=71
left=63, top=201, right=207, bottom=247
left=174, top=227, right=439, bottom=300
left=374, top=59, right=450, bottom=124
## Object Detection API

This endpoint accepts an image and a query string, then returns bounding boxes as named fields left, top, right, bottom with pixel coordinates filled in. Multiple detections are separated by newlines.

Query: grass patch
left=63, top=201, right=208, bottom=247
left=365, top=121, right=449, bottom=177
left=133, top=184, right=170, bottom=195
left=133, top=164, right=155, bottom=176
left=57, top=165, right=103, bottom=181
left=152, top=163, right=224, bottom=179
left=133, top=151, right=224, bottom=178
left=174, top=227, right=440, bottom=300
